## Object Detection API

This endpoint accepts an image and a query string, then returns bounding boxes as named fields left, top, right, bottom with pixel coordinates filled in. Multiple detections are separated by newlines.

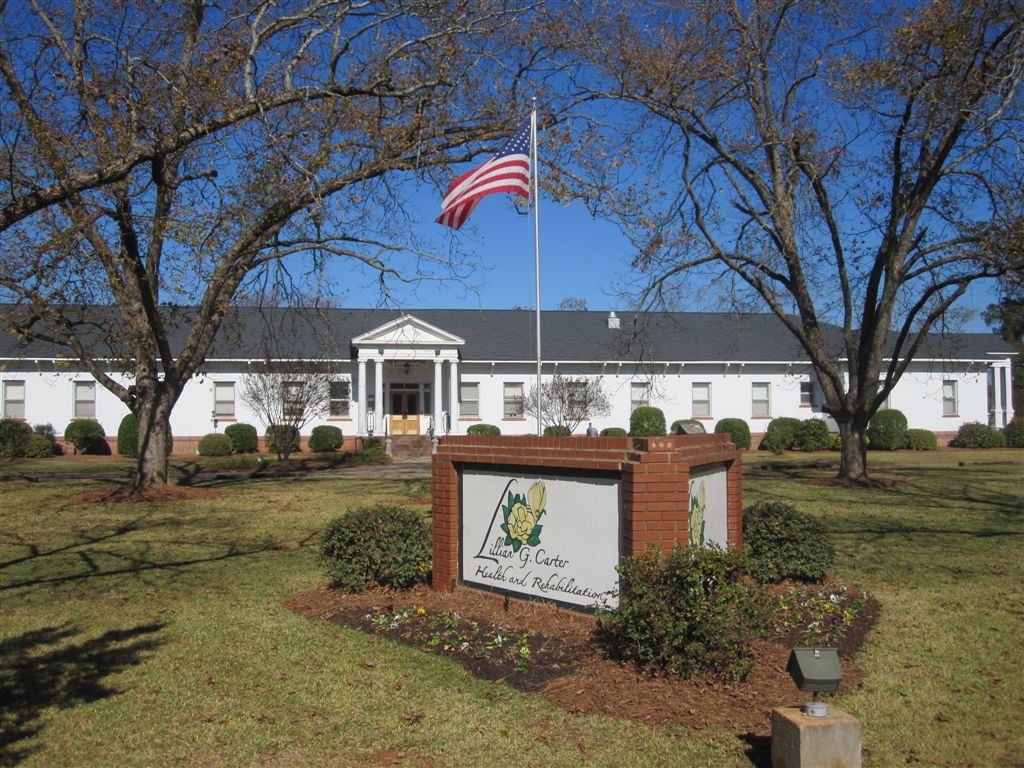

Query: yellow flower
left=507, top=502, right=538, bottom=544
left=527, top=481, right=546, bottom=516
left=416, top=607, right=426, bottom=616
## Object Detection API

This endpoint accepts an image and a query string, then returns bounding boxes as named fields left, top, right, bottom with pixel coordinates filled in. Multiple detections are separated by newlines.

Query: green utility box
left=786, top=647, right=841, bottom=692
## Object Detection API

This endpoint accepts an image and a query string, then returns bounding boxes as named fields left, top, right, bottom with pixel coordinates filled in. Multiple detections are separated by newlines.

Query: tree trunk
left=133, top=388, right=174, bottom=488
left=837, top=417, right=869, bottom=482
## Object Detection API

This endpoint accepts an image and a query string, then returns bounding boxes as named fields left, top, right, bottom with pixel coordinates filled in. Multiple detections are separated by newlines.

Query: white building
left=0, top=307, right=1016, bottom=450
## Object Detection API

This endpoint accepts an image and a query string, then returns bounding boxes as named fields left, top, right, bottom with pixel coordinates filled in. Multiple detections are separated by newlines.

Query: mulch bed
left=286, top=583, right=878, bottom=735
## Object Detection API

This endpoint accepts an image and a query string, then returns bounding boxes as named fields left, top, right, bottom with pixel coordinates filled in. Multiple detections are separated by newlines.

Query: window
left=213, top=382, right=235, bottom=418
left=460, top=382, right=479, bottom=418
left=567, top=381, right=588, bottom=414
left=2, top=380, right=25, bottom=419
left=423, top=383, right=432, bottom=417
left=800, top=381, right=816, bottom=408
left=329, top=380, right=351, bottom=418
left=73, top=381, right=95, bottom=419
left=692, top=382, right=711, bottom=418
left=752, top=382, right=771, bottom=418
left=282, top=381, right=303, bottom=419
left=504, top=382, right=524, bottom=418
left=630, top=382, right=651, bottom=412
left=942, top=380, right=958, bottom=416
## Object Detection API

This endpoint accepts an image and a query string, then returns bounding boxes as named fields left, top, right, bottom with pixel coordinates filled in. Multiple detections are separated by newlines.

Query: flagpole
left=531, top=98, right=542, bottom=436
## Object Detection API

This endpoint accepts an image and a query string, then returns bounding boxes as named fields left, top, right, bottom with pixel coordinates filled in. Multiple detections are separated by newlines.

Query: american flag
left=436, top=121, right=531, bottom=229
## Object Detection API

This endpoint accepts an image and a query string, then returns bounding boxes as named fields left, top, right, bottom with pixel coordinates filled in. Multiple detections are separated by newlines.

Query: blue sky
left=331, top=181, right=1003, bottom=335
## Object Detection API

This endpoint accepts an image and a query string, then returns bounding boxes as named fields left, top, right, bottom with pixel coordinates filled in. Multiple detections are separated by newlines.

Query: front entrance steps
left=388, top=435, right=433, bottom=458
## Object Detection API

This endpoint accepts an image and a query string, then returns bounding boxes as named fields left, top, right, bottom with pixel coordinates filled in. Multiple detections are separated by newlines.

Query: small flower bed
left=365, top=606, right=534, bottom=672
left=776, top=585, right=870, bottom=647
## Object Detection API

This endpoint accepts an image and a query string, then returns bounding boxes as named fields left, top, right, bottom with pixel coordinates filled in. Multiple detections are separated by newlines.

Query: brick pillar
left=431, top=457, right=459, bottom=591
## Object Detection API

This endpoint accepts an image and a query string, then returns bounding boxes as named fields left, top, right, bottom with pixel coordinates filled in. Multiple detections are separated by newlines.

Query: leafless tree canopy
left=519, top=374, right=612, bottom=433
left=550, top=0, right=1024, bottom=478
left=0, top=0, right=543, bottom=484
left=240, top=363, right=336, bottom=452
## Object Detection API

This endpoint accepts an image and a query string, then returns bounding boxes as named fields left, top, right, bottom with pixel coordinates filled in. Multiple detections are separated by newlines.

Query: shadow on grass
left=739, top=732, right=772, bottom=767
left=0, top=622, right=164, bottom=766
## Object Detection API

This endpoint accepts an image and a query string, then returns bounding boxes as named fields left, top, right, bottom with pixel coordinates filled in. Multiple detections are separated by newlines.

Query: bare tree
left=520, top=374, right=611, bottom=433
left=240, top=364, right=334, bottom=459
left=550, top=0, right=1024, bottom=480
left=0, top=0, right=543, bottom=486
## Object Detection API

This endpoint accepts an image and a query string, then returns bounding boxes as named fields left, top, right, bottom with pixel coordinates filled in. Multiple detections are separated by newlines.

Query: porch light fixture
left=786, top=647, right=841, bottom=717
left=367, top=410, right=375, bottom=437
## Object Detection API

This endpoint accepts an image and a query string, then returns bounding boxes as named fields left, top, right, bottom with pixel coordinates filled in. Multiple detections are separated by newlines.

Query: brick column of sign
left=727, top=456, right=743, bottom=549
left=621, top=438, right=692, bottom=557
left=431, top=458, right=459, bottom=590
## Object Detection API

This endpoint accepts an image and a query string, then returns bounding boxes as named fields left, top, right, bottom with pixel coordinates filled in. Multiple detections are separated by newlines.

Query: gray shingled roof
left=0, top=305, right=1014, bottom=363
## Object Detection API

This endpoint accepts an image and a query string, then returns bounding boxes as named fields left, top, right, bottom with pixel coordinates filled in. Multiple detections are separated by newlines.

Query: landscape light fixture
left=786, top=647, right=842, bottom=717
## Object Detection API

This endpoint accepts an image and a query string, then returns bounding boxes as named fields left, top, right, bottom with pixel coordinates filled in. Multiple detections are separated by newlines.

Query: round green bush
left=197, top=433, right=233, bottom=456
left=33, top=423, right=60, bottom=455
left=467, top=423, right=501, bottom=436
left=266, top=424, right=301, bottom=457
left=867, top=409, right=908, bottom=450
left=795, top=419, right=831, bottom=452
left=760, top=417, right=800, bottom=453
left=115, top=413, right=173, bottom=457
left=714, top=418, right=751, bottom=449
left=224, top=423, right=258, bottom=453
left=309, top=424, right=344, bottom=452
left=949, top=422, right=1006, bottom=449
left=543, top=425, right=572, bottom=436
left=0, top=419, right=33, bottom=457
left=23, top=433, right=56, bottom=458
left=630, top=406, right=666, bottom=436
left=905, top=428, right=938, bottom=451
left=1002, top=418, right=1024, bottom=448
left=743, top=501, right=835, bottom=583
left=598, top=547, right=771, bottom=681
left=63, top=419, right=106, bottom=454
left=320, top=505, right=432, bottom=592
left=671, top=419, right=706, bottom=434
left=600, top=427, right=628, bottom=437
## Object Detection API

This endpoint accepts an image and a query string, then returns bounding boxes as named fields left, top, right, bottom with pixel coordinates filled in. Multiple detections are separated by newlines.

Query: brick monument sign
left=431, top=434, right=742, bottom=609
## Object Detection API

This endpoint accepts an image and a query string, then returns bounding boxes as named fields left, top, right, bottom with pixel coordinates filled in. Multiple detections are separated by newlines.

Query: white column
left=993, top=364, right=1006, bottom=427
left=448, top=359, right=459, bottom=433
left=1006, top=364, right=1016, bottom=424
left=357, top=358, right=367, bottom=436
left=374, top=358, right=384, bottom=433
left=433, top=359, right=443, bottom=432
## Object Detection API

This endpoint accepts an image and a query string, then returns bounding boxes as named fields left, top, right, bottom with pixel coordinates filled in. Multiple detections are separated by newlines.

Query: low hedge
left=23, top=433, right=56, bottom=458
left=63, top=419, right=106, bottom=454
left=949, top=422, right=1006, bottom=449
left=743, top=501, right=834, bottom=583
left=867, top=409, right=908, bottom=450
left=116, top=413, right=173, bottom=457
left=266, top=424, right=301, bottom=457
left=1002, top=418, right=1024, bottom=448
left=309, top=425, right=344, bottom=452
left=600, top=427, right=628, bottom=437
left=225, top=423, right=259, bottom=454
left=320, top=505, right=431, bottom=592
left=905, top=428, right=938, bottom=451
left=795, top=419, right=831, bottom=452
left=197, top=433, right=233, bottom=456
left=630, top=406, right=666, bottom=436
left=467, top=423, right=501, bottom=436
left=714, top=418, right=751, bottom=449
left=0, top=419, right=32, bottom=457
left=761, top=417, right=800, bottom=453
left=543, top=425, right=572, bottom=436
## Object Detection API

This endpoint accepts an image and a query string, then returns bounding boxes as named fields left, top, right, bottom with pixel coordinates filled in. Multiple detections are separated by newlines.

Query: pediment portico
left=351, top=314, right=465, bottom=436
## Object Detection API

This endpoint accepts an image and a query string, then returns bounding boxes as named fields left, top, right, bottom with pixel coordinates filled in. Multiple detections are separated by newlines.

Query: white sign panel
left=461, top=470, right=621, bottom=609
left=688, top=464, right=729, bottom=548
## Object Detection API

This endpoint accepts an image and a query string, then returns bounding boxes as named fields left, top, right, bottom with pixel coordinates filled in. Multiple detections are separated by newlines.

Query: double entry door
left=389, top=387, right=420, bottom=435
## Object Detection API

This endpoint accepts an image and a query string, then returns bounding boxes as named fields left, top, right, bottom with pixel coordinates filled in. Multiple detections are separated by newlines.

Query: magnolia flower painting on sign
left=500, top=481, right=547, bottom=551
left=689, top=480, right=706, bottom=548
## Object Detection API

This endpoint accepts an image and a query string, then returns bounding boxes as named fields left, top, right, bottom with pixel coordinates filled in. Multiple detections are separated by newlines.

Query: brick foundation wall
left=431, top=434, right=743, bottom=594
left=54, top=434, right=364, bottom=457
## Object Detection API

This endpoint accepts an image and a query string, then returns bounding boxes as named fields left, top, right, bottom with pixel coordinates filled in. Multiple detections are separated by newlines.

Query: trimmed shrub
left=23, top=433, right=56, bottom=458
left=197, top=433, right=233, bottom=456
left=543, top=424, right=572, bottom=436
left=309, top=425, right=344, bottom=452
left=467, top=423, right=502, bottom=436
left=743, top=501, right=834, bottom=583
left=714, top=418, right=751, bottom=449
left=600, top=427, right=628, bottom=437
left=362, top=436, right=384, bottom=455
left=867, top=409, right=908, bottom=450
left=33, top=423, right=60, bottom=455
left=224, top=423, right=259, bottom=454
left=63, top=419, right=106, bottom=454
left=949, top=422, right=1007, bottom=449
left=266, top=424, right=301, bottom=458
left=320, top=505, right=432, bottom=592
left=1003, top=418, right=1024, bottom=448
left=671, top=419, right=706, bottom=434
left=0, top=419, right=33, bottom=457
left=795, top=419, right=831, bottom=452
left=905, top=428, right=938, bottom=451
left=829, top=432, right=842, bottom=451
left=598, top=547, right=771, bottom=681
left=630, top=406, right=666, bottom=436
left=115, top=413, right=173, bottom=457
left=761, top=417, right=800, bottom=454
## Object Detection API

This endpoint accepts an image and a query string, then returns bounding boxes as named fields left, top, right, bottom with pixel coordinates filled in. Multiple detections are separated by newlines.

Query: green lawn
left=1, top=450, right=1022, bottom=766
